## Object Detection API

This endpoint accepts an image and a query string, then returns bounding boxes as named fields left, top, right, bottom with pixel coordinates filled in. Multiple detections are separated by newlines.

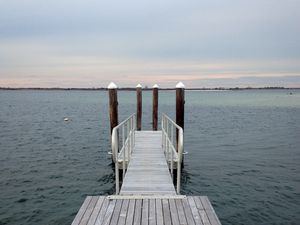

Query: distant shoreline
left=0, top=87, right=299, bottom=91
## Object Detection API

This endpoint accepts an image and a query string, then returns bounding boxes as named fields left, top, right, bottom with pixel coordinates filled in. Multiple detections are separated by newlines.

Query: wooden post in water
left=176, top=81, right=185, bottom=161
left=176, top=81, right=185, bottom=131
left=108, top=82, right=118, bottom=134
left=152, top=84, right=159, bottom=131
left=136, top=84, right=142, bottom=131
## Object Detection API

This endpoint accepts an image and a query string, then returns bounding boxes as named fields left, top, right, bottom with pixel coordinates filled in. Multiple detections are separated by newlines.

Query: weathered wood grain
left=71, top=196, right=92, bottom=225
left=95, top=198, right=110, bottom=225
left=200, top=197, right=221, bottom=225
left=72, top=196, right=221, bottom=225
left=109, top=199, right=123, bottom=225
left=117, top=199, right=129, bottom=225
left=125, top=200, right=135, bottom=225
left=87, top=197, right=105, bottom=225
left=102, top=199, right=116, bottom=225
left=142, top=199, right=149, bottom=225
left=175, top=198, right=188, bottom=225
left=149, top=199, right=156, bottom=225
left=169, top=199, right=180, bottom=225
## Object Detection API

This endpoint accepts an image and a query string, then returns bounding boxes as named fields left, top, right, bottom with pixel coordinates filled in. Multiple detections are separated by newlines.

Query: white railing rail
left=111, top=114, right=136, bottom=194
left=161, top=113, right=184, bottom=194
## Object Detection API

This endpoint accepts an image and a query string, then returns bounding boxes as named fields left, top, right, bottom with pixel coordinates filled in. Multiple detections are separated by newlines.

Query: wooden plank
left=71, top=196, right=92, bottom=225
left=95, top=198, right=110, bottom=225
left=80, top=196, right=99, bottom=225
left=102, top=199, right=116, bottom=225
left=109, top=199, right=123, bottom=225
left=156, top=199, right=163, bottom=225
left=193, top=197, right=210, bottom=225
left=200, top=197, right=221, bottom=225
left=169, top=199, right=180, bottom=225
left=187, top=197, right=204, bottom=225
left=182, top=198, right=196, bottom=225
left=175, top=199, right=188, bottom=225
left=142, top=199, right=149, bottom=225
left=108, top=195, right=186, bottom=200
left=87, top=196, right=105, bottom=225
left=149, top=199, right=156, bottom=225
left=117, top=199, right=129, bottom=225
left=162, top=199, right=172, bottom=225
left=133, top=199, right=142, bottom=225
left=125, top=200, right=135, bottom=225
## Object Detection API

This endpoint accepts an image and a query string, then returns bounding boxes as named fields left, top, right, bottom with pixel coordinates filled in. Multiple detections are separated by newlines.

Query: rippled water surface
left=0, top=90, right=299, bottom=225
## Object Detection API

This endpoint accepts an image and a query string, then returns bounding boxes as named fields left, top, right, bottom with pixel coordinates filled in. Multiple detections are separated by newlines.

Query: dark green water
left=0, top=90, right=299, bottom=225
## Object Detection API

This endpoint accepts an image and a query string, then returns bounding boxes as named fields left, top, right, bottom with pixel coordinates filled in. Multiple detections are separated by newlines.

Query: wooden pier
left=71, top=126, right=222, bottom=225
left=71, top=83, right=222, bottom=225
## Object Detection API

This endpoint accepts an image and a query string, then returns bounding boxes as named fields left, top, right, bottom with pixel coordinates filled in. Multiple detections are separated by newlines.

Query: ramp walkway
left=120, top=131, right=176, bottom=195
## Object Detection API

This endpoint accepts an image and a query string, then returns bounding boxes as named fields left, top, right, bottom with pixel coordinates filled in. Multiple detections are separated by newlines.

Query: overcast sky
left=0, top=0, right=299, bottom=88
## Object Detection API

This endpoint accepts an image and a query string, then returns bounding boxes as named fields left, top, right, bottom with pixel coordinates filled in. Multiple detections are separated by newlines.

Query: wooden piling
left=108, top=82, right=118, bottom=134
left=136, top=84, right=142, bottom=131
left=176, top=82, right=185, bottom=162
left=176, top=82, right=185, bottom=131
left=152, top=84, right=159, bottom=131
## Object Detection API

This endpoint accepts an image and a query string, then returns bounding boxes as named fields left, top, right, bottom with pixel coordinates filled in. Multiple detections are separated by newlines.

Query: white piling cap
left=136, top=84, right=142, bottom=88
left=176, top=82, right=185, bottom=88
left=153, top=84, right=159, bottom=88
left=107, top=82, right=118, bottom=89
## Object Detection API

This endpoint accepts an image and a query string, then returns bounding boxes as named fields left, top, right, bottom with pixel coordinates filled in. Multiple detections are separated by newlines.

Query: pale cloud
left=0, top=0, right=300, bottom=87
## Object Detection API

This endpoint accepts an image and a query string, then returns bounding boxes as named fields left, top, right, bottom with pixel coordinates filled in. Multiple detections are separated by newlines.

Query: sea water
left=0, top=90, right=299, bottom=225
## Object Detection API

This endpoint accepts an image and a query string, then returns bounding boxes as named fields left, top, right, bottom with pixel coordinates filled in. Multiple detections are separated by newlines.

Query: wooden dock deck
left=71, top=195, right=221, bottom=225
left=120, top=131, right=176, bottom=195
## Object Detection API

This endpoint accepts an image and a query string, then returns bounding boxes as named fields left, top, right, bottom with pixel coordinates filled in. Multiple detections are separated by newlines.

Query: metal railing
left=161, top=113, right=184, bottom=194
left=111, top=114, right=136, bottom=194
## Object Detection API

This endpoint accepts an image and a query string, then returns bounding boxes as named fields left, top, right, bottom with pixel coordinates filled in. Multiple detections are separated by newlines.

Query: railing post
left=171, top=124, right=174, bottom=178
left=129, top=117, right=132, bottom=157
left=127, top=121, right=131, bottom=160
left=152, top=84, right=159, bottom=131
left=132, top=116, right=135, bottom=148
left=136, top=84, right=142, bottom=131
left=108, top=82, right=118, bottom=135
left=176, top=129, right=183, bottom=194
left=122, top=125, right=125, bottom=180
left=166, top=120, right=169, bottom=164
left=161, top=115, right=164, bottom=149
left=112, top=129, right=120, bottom=194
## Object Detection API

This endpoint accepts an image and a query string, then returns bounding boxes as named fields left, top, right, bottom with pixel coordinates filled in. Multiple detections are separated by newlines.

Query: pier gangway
left=71, top=113, right=222, bottom=225
left=112, top=113, right=183, bottom=195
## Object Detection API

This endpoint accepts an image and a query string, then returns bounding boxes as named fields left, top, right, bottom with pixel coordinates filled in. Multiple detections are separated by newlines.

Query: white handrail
left=111, top=114, right=136, bottom=194
left=161, top=113, right=184, bottom=194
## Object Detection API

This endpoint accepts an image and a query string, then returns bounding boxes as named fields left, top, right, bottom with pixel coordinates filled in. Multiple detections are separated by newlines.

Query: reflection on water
left=0, top=90, right=299, bottom=225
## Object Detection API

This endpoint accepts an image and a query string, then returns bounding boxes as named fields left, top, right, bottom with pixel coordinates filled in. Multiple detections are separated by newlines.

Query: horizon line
left=1, top=86, right=299, bottom=90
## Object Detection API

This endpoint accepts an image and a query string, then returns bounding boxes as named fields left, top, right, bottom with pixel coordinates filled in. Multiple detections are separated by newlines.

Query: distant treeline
left=0, top=87, right=299, bottom=91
